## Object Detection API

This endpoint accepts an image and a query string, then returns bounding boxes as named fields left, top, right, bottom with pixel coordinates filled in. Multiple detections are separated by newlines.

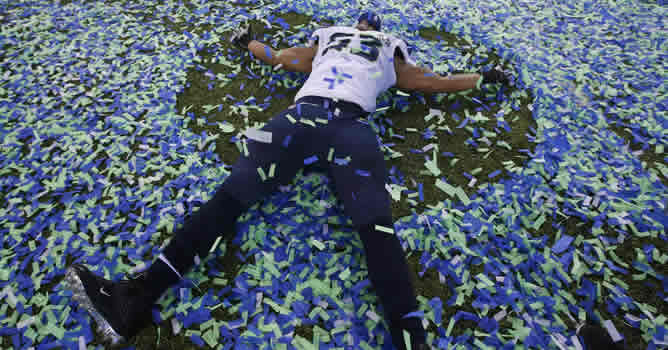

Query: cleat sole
left=64, top=267, right=125, bottom=346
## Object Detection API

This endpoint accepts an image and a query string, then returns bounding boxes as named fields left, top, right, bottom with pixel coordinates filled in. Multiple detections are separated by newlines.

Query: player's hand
left=481, top=66, right=511, bottom=85
left=230, top=21, right=253, bottom=50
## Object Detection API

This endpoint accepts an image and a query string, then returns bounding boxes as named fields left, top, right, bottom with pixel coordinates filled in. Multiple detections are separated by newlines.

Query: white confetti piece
left=571, top=335, right=583, bottom=350
left=603, top=320, right=623, bottom=342
left=535, top=318, right=550, bottom=327
left=171, top=318, right=181, bottom=335
left=244, top=128, right=272, bottom=143
left=583, top=196, right=591, bottom=206
left=494, top=310, right=507, bottom=321
left=17, top=316, right=36, bottom=329
left=256, top=292, right=263, bottom=311
left=78, top=336, right=86, bottom=350
left=175, top=202, right=185, bottom=215
left=365, top=310, right=380, bottom=322
left=550, top=334, right=568, bottom=350
left=451, top=255, right=462, bottom=265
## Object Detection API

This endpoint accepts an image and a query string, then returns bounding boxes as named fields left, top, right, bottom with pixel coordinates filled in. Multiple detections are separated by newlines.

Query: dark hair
left=357, top=11, right=381, bottom=31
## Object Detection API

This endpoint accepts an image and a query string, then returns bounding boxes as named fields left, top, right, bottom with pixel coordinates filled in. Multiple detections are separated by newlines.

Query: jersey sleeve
left=308, top=28, right=323, bottom=47
left=392, top=38, right=416, bottom=66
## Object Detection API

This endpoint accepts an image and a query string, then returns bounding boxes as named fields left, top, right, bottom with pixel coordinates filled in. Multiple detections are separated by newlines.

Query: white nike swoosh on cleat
left=100, top=287, right=111, bottom=296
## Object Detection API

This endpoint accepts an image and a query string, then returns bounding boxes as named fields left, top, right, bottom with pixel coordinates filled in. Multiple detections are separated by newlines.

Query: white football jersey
left=293, top=26, right=416, bottom=113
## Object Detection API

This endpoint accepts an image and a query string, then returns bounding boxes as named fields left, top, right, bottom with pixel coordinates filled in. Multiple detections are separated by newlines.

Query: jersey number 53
left=322, top=33, right=384, bottom=62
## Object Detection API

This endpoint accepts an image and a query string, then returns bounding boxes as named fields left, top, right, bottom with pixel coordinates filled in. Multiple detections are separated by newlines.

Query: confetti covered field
left=1, top=0, right=666, bottom=349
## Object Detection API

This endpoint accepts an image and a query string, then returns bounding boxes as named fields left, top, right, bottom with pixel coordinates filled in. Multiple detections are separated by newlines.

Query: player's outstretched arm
left=395, top=61, right=481, bottom=93
left=247, top=40, right=317, bottom=74
left=395, top=56, right=509, bottom=94
left=229, top=21, right=317, bottom=73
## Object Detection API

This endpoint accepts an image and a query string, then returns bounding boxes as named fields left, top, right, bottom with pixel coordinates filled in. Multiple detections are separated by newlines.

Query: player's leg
left=64, top=103, right=328, bottom=345
left=326, top=118, right=426, bottom=350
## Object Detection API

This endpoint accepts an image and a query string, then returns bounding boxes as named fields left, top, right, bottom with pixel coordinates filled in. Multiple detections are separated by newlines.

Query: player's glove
left=230, top=21, right=253, bottom=49
left=481, top=66, right=511, bottom=85
left=449, top=67, right=511, bottom=86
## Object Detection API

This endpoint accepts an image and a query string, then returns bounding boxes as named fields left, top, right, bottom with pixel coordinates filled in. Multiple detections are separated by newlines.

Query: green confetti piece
left=403, top=330, right=412, bottom=350
left=268, top=163, right=276, bottom=178
left=424, top=158, right=441, bottom=177
left=454, top=187, right=471, bottom=206
left=242, top=140, right=249, bottom=156
left=446, top=318, right=455, bottom=337
left=286, top=114, right=296, bottom=123
left=209, top=236, right=223, bottom=253
left=202, top=327, right=218, bottom=347
left=0, top=269, right=9, bottom=280
left=311, top=239, right=325, bottom=251
left=327, top=147, right=334, bottom=162
left=435, top=179, right=455, bottom=197
left=299, top=118, right=316, bottom=127
left=258, top=167, right=267, bottom=182
left=375, top=224, right=394, bottom=234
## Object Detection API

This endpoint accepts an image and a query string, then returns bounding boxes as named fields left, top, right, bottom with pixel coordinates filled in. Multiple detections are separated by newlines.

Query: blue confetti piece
left=488, top=170, right=502, bottom=179
left=402, top=310, right=424, bottom=319
left=456, top=117, right=469, bottom=128
left=190, top=334, right=205, bottom=347
left=355, top=169, right=370, bottom=177
left=552, top=235, right=574, bottom=254
left=283, top=135, right=292, bottom=148
left=304, top=155, right=318, bottom=165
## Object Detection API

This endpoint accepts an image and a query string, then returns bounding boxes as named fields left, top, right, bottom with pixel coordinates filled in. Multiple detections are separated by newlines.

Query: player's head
left=355, top=11, right=381, bottom=32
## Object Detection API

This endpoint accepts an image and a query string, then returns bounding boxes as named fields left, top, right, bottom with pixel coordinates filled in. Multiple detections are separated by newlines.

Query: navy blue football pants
left=149, top=96, right=426, bottom=349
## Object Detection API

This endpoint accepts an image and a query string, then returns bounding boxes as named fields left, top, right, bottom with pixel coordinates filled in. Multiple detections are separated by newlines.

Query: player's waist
left=295, top=95, right=367, bottom=117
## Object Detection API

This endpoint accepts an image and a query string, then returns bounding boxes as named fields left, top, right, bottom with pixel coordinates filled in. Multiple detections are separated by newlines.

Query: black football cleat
left=64, top=264, right=155, bottom=346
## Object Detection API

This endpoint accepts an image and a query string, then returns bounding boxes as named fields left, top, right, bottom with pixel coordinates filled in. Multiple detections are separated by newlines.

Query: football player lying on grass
left=64, top=11, right=632, bottom=350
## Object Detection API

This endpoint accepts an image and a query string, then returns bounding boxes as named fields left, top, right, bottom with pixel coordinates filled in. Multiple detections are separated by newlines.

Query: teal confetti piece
left=375, top=224, right=394, bottom=234
left=268, top=163, right=276, bottom=178
left=312, top=239, right=325, bottom=250
left=257, top=167, right=267, bottom=182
